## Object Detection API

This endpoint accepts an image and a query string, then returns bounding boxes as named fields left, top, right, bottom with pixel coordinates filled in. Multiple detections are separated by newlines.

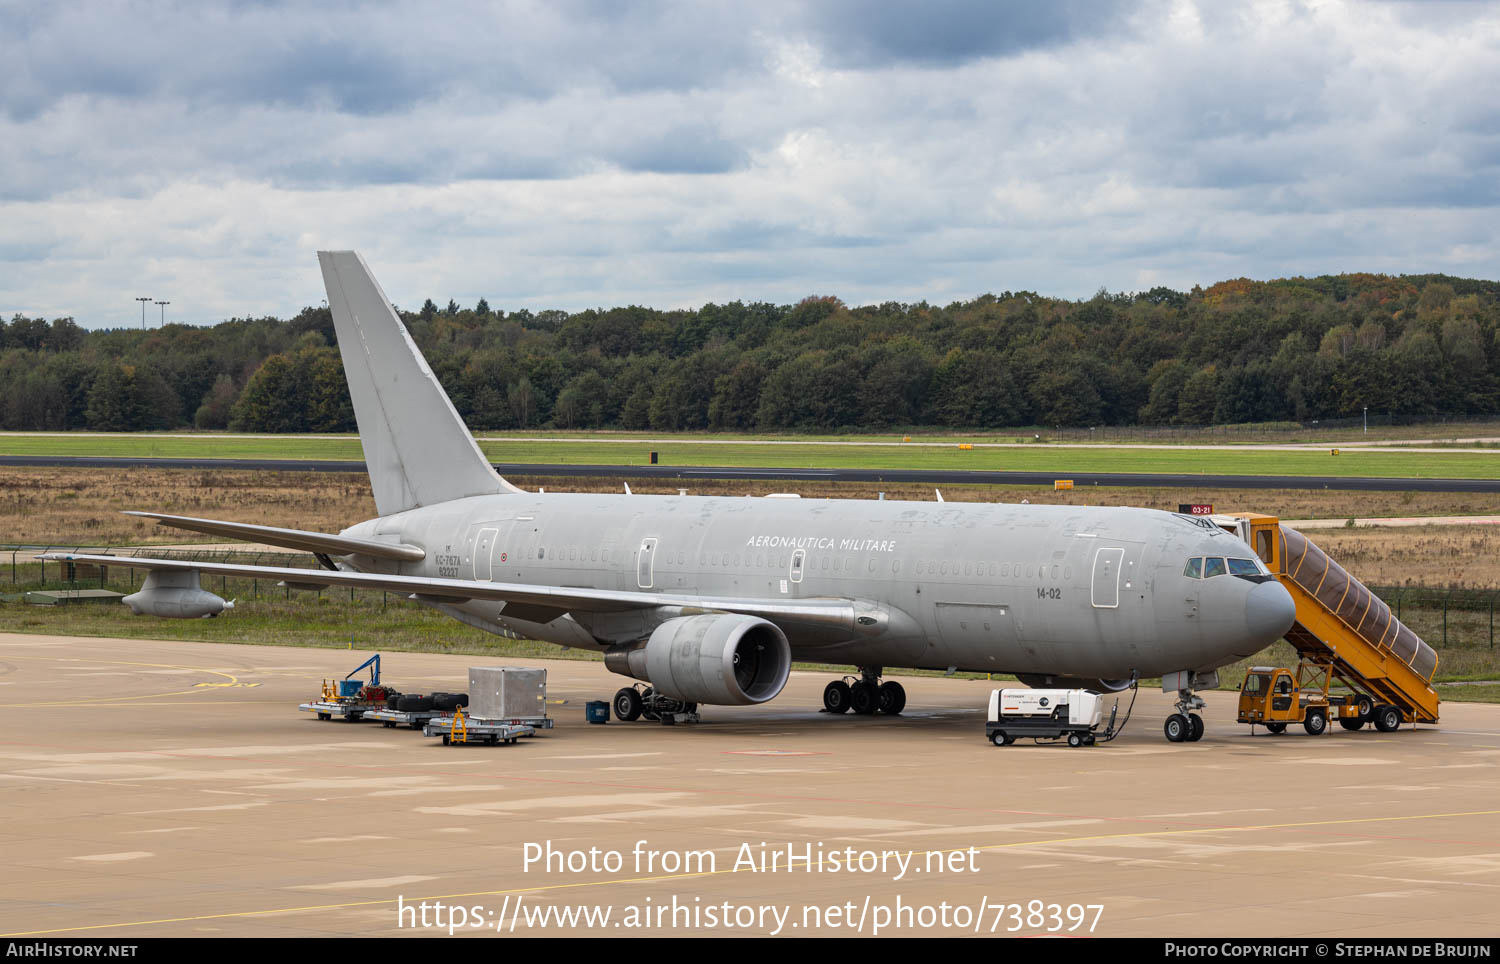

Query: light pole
left=1363, top=406, right=1368, bottom=435
left=135, top=296, right=151, bottom=330
left=155, top=300, right=169, bottom=327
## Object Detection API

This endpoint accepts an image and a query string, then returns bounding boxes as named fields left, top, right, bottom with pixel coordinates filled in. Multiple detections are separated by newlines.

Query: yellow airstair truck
left=1213, top=513, right=1440, bottom=736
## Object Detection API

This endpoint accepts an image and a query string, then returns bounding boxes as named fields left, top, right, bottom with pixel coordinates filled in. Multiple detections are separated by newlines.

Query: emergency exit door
left=637, top=537, right=658, bottom=589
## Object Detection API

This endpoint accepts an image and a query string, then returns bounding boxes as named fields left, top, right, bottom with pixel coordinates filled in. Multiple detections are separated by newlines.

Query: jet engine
left=604, top=613, right=791, bottom=705
left=1015, top=673, right=1133, bottom=693
left=123, top=569, right=233, bottom=618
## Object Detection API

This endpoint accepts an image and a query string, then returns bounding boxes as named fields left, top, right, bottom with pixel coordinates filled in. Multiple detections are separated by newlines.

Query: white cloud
left=0, top=0, right=1495, bottom=327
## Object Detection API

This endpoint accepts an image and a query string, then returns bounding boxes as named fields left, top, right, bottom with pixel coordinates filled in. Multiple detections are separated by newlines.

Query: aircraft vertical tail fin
left=318, top=251, right=519, bottom=515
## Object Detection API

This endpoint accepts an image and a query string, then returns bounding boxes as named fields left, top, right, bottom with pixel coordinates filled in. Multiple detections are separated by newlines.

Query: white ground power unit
left=986, top=687, right=1128, bottom=748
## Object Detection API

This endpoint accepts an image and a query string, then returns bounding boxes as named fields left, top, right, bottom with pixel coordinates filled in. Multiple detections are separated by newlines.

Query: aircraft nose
left=1245, top=579, right=1296, bottom=643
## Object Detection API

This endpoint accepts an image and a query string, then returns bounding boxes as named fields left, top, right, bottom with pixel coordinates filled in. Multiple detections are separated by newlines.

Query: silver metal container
left=468, top=666, right=547, bottom=720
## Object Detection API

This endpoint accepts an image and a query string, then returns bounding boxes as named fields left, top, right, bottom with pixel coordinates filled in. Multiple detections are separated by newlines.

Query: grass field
left=2, top=431, right=1500, bottom=478
left=3, top=466, right=1500, bottom=549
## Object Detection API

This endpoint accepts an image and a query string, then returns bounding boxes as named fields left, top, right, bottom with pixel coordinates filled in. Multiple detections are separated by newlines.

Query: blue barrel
left=585, top=700, right=610, bottom=724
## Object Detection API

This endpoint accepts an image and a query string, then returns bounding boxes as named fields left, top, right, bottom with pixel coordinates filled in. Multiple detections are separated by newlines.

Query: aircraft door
left=473, top=527, right=498, bottom=581
left=1181, top=555, right=1201, bottom=620
left=637, top=537, right=658, bottom=589
left=1091, top=547, right=1126, bottom=609
left=487, top=522, right=514, bottom=581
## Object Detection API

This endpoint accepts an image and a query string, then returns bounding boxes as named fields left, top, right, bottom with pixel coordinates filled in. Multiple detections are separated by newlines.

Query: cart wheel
left=1339, top=717, right=1365, bottom=731
left=317, top=712, right=330, bottom=721
left=1085, top=735, right=1097, bottom=746
left=441, top=735, right=451, bottom=745
left=1188, top=713, right=1205, bottom=742
left=1264, top=721, right=1287, bottom=734
left=1067, top=732, right=1083, bottom=748
left=1356, top=695, right=1375, bottom=720
left=990, top=731, right=1009, bottom=747
left=1373, top=705, right=1401, bottom=732
left=1163, top=713, right=1189, bottom=742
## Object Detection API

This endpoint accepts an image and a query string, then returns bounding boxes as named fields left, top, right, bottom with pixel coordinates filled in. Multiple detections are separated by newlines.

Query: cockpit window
left=1227, top=558, right=1261, bottom=577
left=1183, top=557, right=1202, bottom=579
left=1203, top=557, right=1227, bottom=578
left=1244, top=673, right=1268, bottom=694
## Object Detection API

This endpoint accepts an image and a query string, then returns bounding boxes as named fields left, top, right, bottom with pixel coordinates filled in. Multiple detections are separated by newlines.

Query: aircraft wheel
left=1264, top=722, right=1287, bottom=734
left=1163, top=713, right=1189, bottom=743
left=613, top=687, right=643, bottom=722
left=850, top=681, right=879, bottom=715
left=1373, top=705, right=1401, bottom=732
left=1303, top=709, right=1327, bottom=736
left=877, top=681, right=906, bottom=715
left=822, top=680, right=852, bottom=714
left=1188, top=713, right=1205, bottom=742
left=1067, top=732, right=1084, bottom=748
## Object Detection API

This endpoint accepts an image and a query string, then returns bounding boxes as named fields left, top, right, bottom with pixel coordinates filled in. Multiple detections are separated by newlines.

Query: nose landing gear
left=1164, top=688, right=1206, bottom=743
left=823, top=667, right=905, bottom=716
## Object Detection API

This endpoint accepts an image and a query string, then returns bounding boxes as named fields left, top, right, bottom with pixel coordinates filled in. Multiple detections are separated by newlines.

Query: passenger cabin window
left=1183, top=557, right=1202, bottom=579
left=1203, top=557, right=1227, bottom=578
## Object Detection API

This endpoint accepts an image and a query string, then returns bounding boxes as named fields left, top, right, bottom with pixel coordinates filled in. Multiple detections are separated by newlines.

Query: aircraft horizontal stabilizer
left=39, top=552, right=868, bottom=633
left=122, top=511, right=425, bottom=562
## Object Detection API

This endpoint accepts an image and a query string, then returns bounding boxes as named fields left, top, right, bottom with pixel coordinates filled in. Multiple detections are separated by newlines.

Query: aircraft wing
left=122, top=511, right=425, bottom=562
left=39, top=552, right=863, bottom=631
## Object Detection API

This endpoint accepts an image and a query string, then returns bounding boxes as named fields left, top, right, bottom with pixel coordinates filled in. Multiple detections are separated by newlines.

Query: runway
left=3, top=455, right=1498, bottom=492
left=1, top=633, right=1497, bottom=938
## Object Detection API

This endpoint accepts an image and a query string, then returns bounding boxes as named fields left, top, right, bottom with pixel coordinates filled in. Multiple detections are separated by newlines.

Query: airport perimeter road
left=3, top=455, right=1499, bottom=492
left=1, top=633, right=1497, bottom=938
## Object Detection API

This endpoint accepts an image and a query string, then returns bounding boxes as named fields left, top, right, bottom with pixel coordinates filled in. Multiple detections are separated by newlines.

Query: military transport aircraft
left=46, top=252, right=1296, bottom=741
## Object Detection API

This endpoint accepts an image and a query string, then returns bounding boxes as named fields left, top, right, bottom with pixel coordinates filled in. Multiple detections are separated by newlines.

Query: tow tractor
left=299, top=654, right=392, bottom=721
left=987, top=682, right=1136, bottom=747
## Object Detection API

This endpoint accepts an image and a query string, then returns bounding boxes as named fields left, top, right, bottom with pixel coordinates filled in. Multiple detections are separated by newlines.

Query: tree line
left=1, top=273, right=1497, bottom=433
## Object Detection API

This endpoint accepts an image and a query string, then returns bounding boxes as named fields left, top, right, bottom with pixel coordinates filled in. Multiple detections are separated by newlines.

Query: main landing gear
left=613, top=685, right=699, bottom=725
left=823, top=667, right=905, bottom=716
left=1163, top=686, right=1206, bottom=743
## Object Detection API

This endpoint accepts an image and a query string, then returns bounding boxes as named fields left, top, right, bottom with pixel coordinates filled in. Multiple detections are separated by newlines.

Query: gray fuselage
left=341, top=493, right=1292, bottom=681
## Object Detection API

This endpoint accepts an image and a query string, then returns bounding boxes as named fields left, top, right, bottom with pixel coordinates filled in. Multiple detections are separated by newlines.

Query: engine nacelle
left=604, top=613, right=791, bottom=705
left=1015, top=673, right=1133, bottom=693
left=123, top=569, right=232, bottom=619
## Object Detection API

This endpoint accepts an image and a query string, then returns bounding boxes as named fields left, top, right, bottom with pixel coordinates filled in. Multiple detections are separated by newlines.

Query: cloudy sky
left=2, top=0, right=1497, bottom=328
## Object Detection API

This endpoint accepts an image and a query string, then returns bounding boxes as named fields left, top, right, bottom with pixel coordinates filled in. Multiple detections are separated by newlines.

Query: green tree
left=1175, top=366, right=1219, bottom=425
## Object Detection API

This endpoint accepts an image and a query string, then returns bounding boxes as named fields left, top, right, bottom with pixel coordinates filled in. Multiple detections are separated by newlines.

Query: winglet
left=318, top=251, right=521, bottom=514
